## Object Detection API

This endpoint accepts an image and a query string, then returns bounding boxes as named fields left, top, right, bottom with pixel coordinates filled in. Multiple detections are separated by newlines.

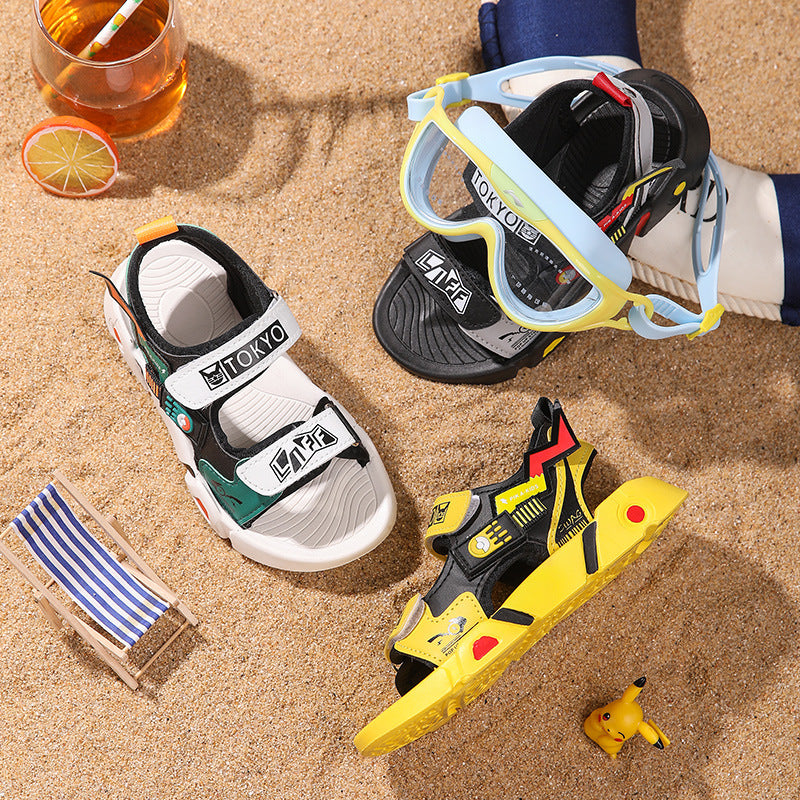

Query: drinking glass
left=31, top=0, right=187, bottom=139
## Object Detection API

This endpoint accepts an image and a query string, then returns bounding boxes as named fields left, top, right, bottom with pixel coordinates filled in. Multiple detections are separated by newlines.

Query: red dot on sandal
left=472, top=635, right=499, bottom=660
left=626, top=505, right=645, bottom=523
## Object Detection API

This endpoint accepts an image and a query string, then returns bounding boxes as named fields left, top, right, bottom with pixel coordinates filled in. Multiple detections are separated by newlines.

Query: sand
left=1, top=0, right=799, bottom=798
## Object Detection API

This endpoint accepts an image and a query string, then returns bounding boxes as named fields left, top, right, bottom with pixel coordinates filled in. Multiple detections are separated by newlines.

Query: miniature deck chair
left=0, top=470, right=198, bottom=689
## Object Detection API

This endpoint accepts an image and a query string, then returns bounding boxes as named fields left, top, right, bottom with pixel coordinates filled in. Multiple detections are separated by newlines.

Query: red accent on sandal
left=528, top=413, right=579, bottom=479
left=626, top=505, right=645, bottom=523
left=592, top=72, right=633, bottom=107
left=473, top=636, right=499, bottom=660
left=634, top=211, right=651, bottom=236
left=598, top=194, right=634, bottom=232
left=195, top=498, right=209, bottom=519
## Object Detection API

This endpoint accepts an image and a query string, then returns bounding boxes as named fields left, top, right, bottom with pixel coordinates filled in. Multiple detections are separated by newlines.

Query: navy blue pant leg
left=479, top=0, right=641, bottom=68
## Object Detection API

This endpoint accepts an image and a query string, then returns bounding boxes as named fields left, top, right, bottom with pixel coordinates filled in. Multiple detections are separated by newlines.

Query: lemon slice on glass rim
left=22, top=116, right=119, bottom=198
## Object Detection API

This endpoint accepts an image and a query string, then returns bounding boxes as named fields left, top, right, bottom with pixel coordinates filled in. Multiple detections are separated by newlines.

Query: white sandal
left=97, top=216, right=396, bottom=571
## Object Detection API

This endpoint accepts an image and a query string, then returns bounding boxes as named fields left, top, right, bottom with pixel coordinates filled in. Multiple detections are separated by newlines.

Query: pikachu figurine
left=584, top=677, right=670, bottom=758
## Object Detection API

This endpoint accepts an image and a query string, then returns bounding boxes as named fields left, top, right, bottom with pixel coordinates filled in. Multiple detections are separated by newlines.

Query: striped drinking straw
left=77, top=0, right=146, bottom=59
left=40, top=0, right=146, bottom=108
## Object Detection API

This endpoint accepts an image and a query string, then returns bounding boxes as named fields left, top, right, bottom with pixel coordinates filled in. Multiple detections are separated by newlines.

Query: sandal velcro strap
left=237, top=404, right=360, bottom=496
left=449, top=511, right=527, bottom=579
left=404, top=234, right=543, bottom=359
left=404, top=233, right=501, bottom=327
left=165, top=295, right=301, bottom=409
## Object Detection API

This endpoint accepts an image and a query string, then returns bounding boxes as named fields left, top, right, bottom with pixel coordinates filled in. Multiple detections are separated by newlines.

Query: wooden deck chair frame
left=0, top=470, right=198, bottom=689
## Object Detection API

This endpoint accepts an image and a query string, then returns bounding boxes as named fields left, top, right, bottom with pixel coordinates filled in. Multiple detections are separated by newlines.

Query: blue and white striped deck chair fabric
left=10, top=483, right=169, bottom=649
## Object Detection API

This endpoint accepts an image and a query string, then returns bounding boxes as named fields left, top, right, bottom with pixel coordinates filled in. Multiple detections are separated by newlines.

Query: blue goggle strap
left=627, top=153, right=726, bottom=339
left=406, top=56, right=626, bottom=120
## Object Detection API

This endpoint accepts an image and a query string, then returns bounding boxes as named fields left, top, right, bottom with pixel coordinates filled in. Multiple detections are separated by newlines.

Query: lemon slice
left=22, top=116, right=119, bottom=198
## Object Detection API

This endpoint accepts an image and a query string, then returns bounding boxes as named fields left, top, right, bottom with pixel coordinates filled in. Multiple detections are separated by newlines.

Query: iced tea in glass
left=31, top=0, right=187, bottom=139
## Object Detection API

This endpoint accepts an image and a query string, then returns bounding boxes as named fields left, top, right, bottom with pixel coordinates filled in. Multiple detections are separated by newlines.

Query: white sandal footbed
left=139, top=241, right=242, bottom=346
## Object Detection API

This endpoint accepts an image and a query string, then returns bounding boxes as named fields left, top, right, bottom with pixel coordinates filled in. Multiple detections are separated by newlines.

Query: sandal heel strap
left=165, top=296, right=301, bottom=410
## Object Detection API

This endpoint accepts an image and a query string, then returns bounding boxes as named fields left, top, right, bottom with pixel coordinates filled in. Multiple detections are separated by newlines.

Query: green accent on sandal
left=198, top=459, right=282, bottom=526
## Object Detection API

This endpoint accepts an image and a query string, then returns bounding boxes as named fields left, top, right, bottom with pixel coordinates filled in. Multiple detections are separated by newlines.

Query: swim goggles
left=400, top=56, right=726, bottom=340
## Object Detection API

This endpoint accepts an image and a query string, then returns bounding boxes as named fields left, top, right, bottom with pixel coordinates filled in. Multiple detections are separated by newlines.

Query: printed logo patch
left=494, top=476, right=547, bottom=512
left=165, top=395, right=195, bottom=435
left=270, top=424, right=338, bottom=484
left=415, top=250, right=472, bottom=315
left=200, top=322, right=289, bottom=390
left=470, top=169, right=541, bottom=244
left=427, top=616, right=468, bottom=655
left=467, top=519, right=513, bottom=559
left=555, top=510, right=590, bottom=548
left=200, top=363, right=227, bottom=388
left=428, top=500, right=450, bottom=527
left=556, top=266, right=578, bottom=285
